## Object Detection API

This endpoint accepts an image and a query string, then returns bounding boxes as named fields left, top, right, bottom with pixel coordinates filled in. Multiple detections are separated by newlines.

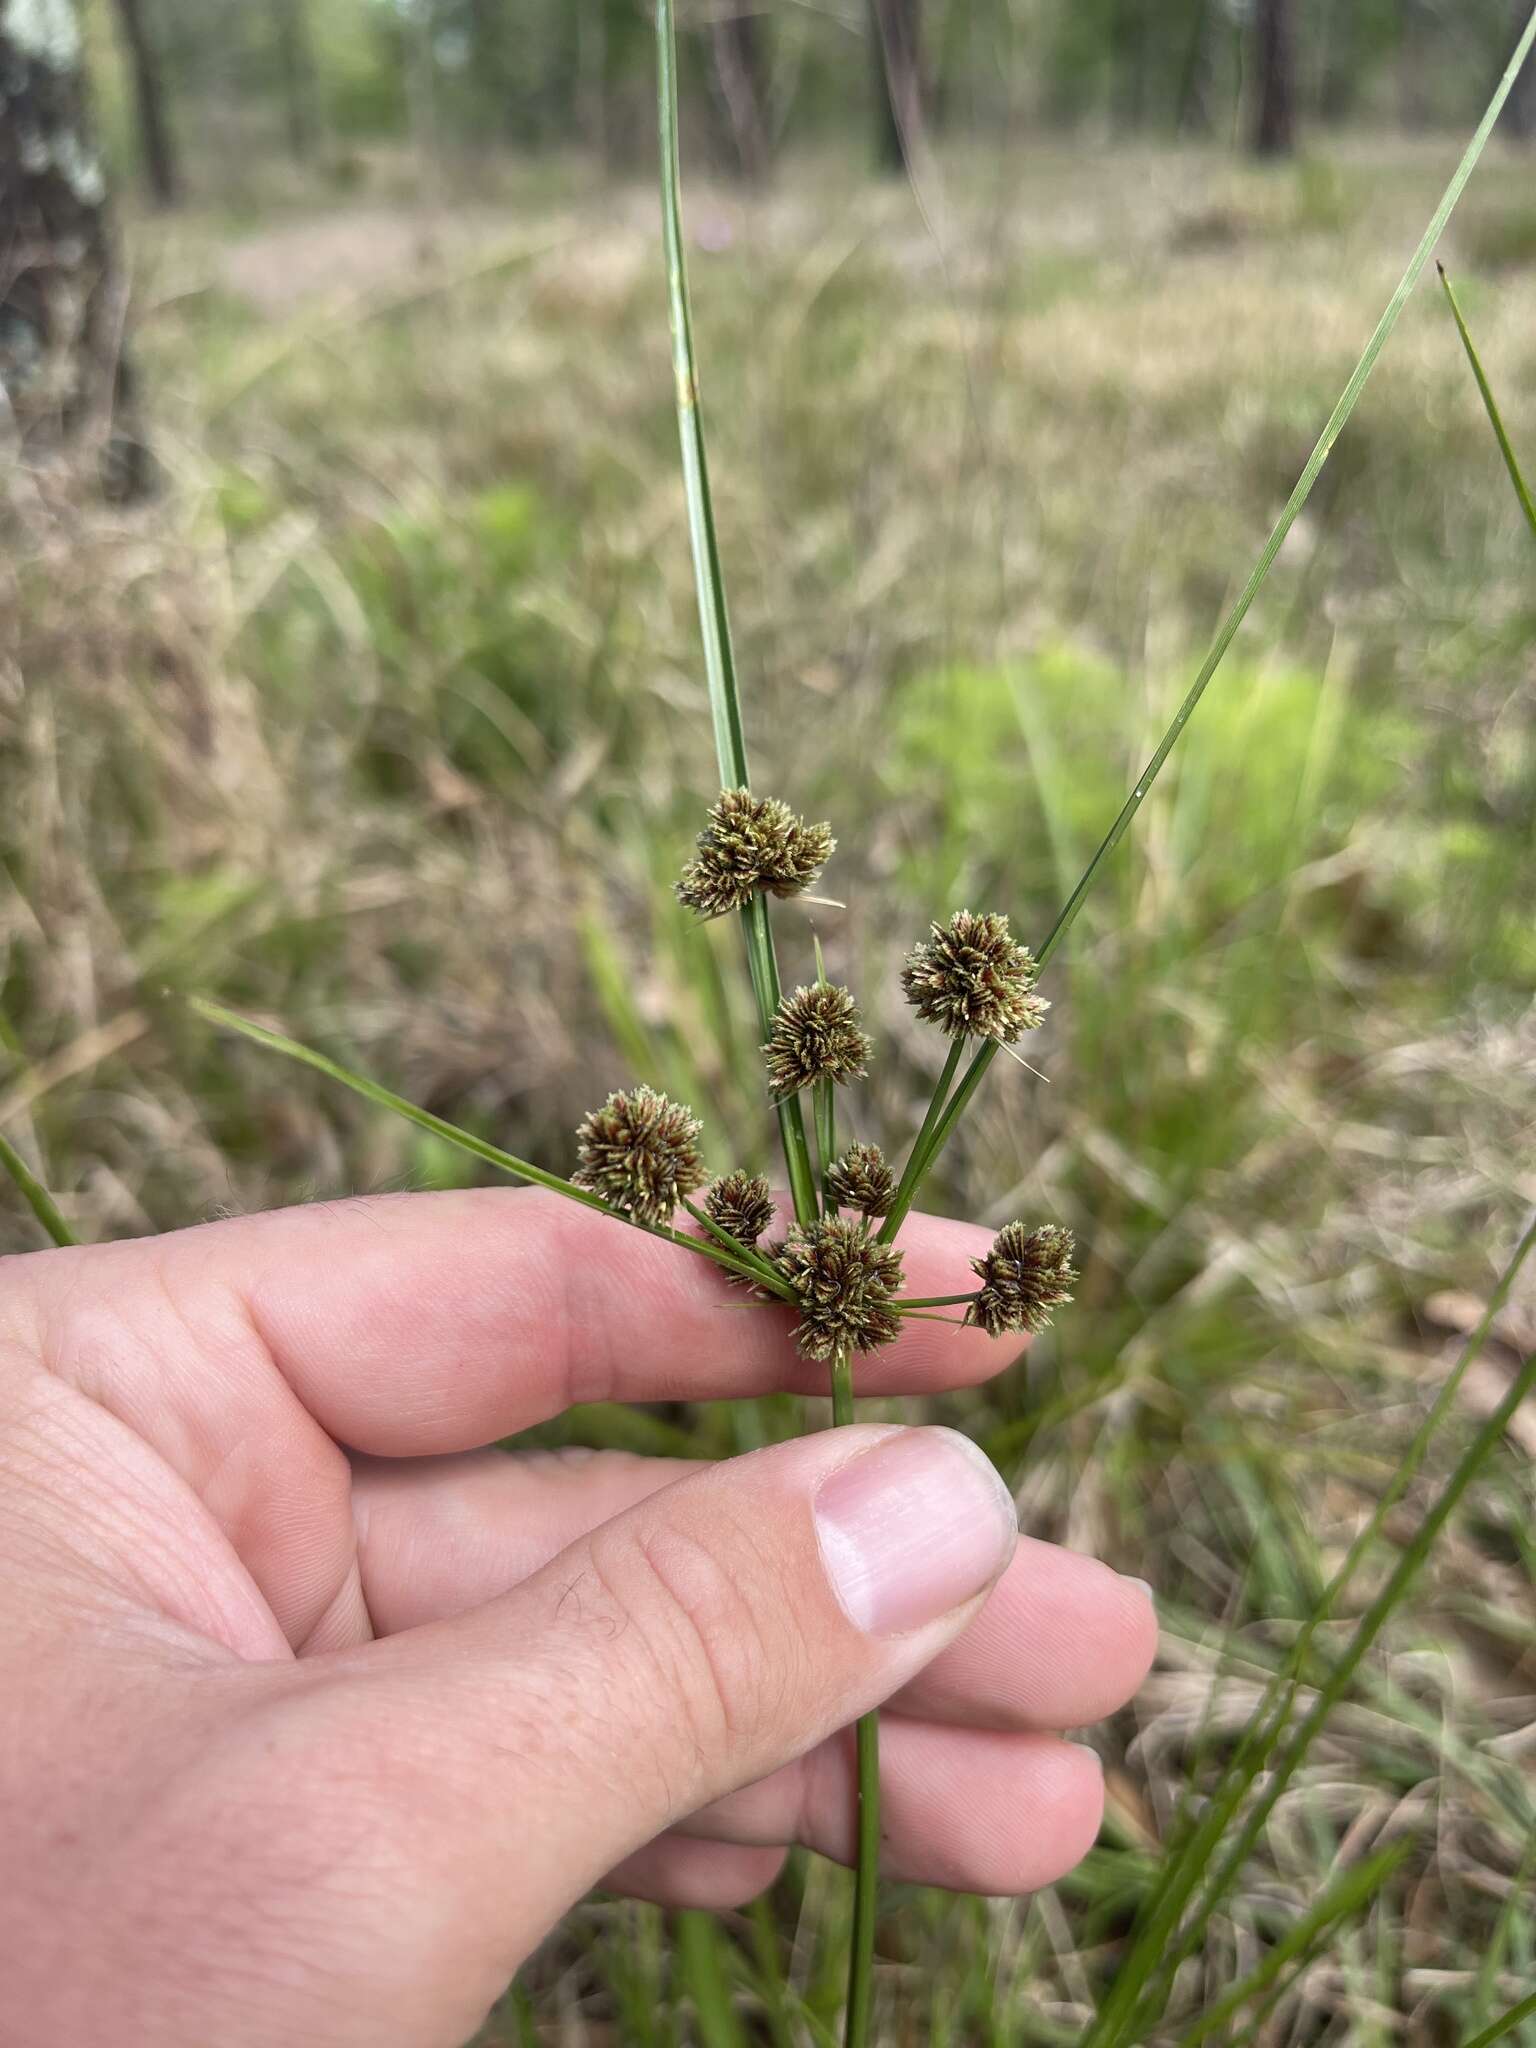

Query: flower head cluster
left=826, top=1142, right=895, bottom=1217
left=676, top=788, right=835, bottom=919
left=772, top=1216, right=905, bottom=1361
left=704, top=1169, right=775, bottom=1249
left=901, top=911, right=1047, bottom=1043
left=572, top=1085, right=707, bottom=1226
left=762, top=983, right=872, bottom=1101
left=965, top=1221, right=1077, bottom=1338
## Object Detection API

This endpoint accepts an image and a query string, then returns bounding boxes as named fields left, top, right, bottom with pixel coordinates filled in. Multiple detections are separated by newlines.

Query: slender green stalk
left=881, top=5, right=1536, bottom=1239
left=1438, top=262, right=1536, bottom=539
left=190, top=998, right=791, bottom=1296
left=831, top=1349, right=879, bottom=2048
left=1464, top=1993, right=1536, bottom=2048
left=655, top=0, right=816, bottom=1231
left=1099, top=1213, right=1536, bottom=2045
left=0, top=1127, right=77, bottom=1248
left=894, top=1292, right=976, bottom=1310
left=877, top=1036, right=965, bottom=1246
left=815, top=1078, right=836, bottom=1212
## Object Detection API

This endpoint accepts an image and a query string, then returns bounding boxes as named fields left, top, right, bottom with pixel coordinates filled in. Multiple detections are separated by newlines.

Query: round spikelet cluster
left=762, top=983, right=872, bottom=1100
left=573, top=1085, right=707, bottom=1226
left=704, top=1170, right=776, bottom=1249
left=826, top=1142, right=895, bottom=1217
left=772, top=1216, right=905, bottom=1361
left=676, top=788, right=835, bottom=919
left=901, top=911, right=1047, bottom=1043
left=965, top=1222, right=1077, bottom=1338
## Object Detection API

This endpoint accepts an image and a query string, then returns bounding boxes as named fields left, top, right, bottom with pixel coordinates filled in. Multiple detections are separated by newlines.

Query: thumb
left=347, top=1423, right=1015, bottom=1960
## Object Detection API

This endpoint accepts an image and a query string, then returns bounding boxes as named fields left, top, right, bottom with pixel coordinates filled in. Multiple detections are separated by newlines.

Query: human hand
left=0, top=1190, right=1155, bottom=2046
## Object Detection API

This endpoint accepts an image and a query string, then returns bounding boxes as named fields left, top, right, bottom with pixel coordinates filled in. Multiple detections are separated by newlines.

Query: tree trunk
left=111, top=0, right=179, bottom=206
left=869, top=0, right=926, bottom=175
left=273, top=0, right=320, bottom=163
left=1250, top=0, right=1295, bottom=158
left=0, top=0, right=151, bottom=496
left=711, top=12, right=770, bottom=182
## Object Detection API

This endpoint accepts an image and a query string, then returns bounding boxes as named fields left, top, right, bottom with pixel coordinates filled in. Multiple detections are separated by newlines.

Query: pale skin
left=0, top=1188, right=1156, bottom=2047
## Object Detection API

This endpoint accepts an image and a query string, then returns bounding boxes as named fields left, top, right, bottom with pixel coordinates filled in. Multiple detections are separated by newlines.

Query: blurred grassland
left=2, top=136, right=1534, bottom=2042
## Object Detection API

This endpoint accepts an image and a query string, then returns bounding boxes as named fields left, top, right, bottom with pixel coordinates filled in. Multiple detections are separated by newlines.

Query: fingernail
left=814, top=1428, right=1017, bottom=1636
left=1121, top=1575, right=1155, bottom=1605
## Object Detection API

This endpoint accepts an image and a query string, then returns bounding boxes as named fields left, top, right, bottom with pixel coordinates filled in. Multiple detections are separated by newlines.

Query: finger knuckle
left=592, top=1515, right=791, bottom=1801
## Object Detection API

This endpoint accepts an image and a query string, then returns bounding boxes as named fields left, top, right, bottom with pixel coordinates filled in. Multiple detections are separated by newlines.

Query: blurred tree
left=1251, top=0, right=1296, bottom=155
left=110, top=0, right=179, bottom=203
left=0, top=0, right=150, bottom=494
left=273, top=0, right=321, bottom=161
left=711, top=10, right=771, bottom=181
left=870, top=0, right=927, bottom=173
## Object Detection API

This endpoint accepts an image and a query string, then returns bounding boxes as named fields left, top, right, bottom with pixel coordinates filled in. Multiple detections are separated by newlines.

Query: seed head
left=676, top=788, right=835, bottom=919
left=572, top=1085, right=707, bottom=1226
left=772, top=1216, right=905, bottom=1361
left=762, top=983, right=872, bottom=1100
left=901, top=910, right=1047, bottom=1043
left=826, top=1142, right=895, bottom=1217
left=704, top=1170, right=776, bottom=1249
left=965, top=1222, right=1077, bottom=1338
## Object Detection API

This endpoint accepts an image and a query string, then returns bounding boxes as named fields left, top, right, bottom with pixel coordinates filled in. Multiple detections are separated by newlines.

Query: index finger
left=169, top=1186, right=1012, bottom=1455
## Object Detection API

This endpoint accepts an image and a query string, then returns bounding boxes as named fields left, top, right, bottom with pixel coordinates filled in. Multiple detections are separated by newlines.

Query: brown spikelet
left=825, top=1142, right=895, bottom=1217
left=901, top=911, right=1047, bottom=1043
left=704, top=1170, right=776, bottom=1249
left=762, top=984, right=872, bottom=1100
left=572, top=1085, right=707, bottom=1226
left=771, top=1216, right=905, bottom=1361
left=675, top=788, right=835, bottom=919
left=965, top=1222, right=1077, bottom=1338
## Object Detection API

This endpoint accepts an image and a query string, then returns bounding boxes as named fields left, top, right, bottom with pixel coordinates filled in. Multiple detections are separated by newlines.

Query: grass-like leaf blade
left=0, top=1126, right=77, bottom=1247
left=1438, top=261, right=1536, bottom=540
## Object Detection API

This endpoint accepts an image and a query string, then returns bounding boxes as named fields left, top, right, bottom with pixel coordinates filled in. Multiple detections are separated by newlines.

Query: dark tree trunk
left=869, top=0, right=927, bottom=175
left=274, top=0, right=320, bottom=163
left=1250, top=0, right=1296, bottom=158
left=1502, top=0, right=1536, bottom=141
left=0, top=1, right=152, bottom=496
left=711, top=12, right=770, bottom=182
left=112, top=0, right=179, bottom=207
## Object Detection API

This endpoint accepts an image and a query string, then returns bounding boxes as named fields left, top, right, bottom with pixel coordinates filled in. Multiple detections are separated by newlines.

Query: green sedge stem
left=877, top=1036, right=965, bottom=1246
left=894, top=1292, right=976, bottom=1310
left=815, top=1077, right=836, bottom=1213
left=1438, top=262, right=1536, bottom=540
left=0, top=1127, right=77, bottom=1248
left=191, top=998, right=780, bottom=1293
left=656, top=0, right=817, bottom=1232
left=831, top=1348, right=879, bottom=2048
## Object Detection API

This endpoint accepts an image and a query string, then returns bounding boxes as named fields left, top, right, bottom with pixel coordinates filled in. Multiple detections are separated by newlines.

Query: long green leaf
left=1464, top=1992, right=1536, bottom=2048
left=189, top=997, right=790, bottom=1294
left=655, top=0, right=818, bottom=1231
left=1438, top=262, right=1536, bottom=540
left=0, top=1126, right=77, bottom=1248
left=882, top=3, right=1536, bottom=1236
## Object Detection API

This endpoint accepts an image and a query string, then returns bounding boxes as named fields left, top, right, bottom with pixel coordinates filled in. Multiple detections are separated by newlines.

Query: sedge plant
left=2, top=5, right=1529, bottom=2042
